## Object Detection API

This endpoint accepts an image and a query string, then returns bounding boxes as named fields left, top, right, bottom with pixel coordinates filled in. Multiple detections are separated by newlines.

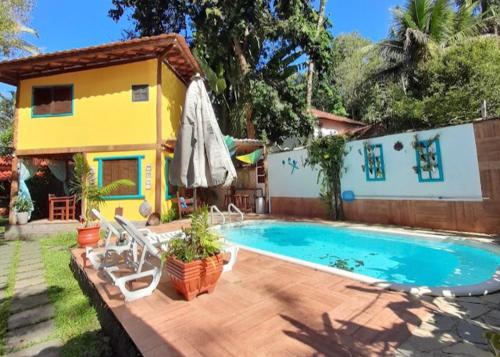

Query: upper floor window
left=132, top=84, right=149, bottom=102
left=32, top=85, right=73, bottom=117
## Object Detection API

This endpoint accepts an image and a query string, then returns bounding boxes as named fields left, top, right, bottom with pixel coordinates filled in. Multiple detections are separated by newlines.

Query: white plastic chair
left=85, top=209, right=134, bottom=270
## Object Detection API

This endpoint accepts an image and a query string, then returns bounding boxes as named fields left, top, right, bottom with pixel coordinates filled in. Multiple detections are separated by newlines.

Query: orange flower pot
left=77, top=225, right=101, bottom=248
left=166, top=254, right=223, bottom=301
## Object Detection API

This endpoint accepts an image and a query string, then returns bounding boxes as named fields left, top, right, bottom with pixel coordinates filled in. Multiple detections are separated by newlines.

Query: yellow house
left=0, top=34, right=201, bottom=222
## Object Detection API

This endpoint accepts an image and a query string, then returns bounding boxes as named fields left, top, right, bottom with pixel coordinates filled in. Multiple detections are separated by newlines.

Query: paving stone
left=481, top=293, right=500, bottom=305
left=15, top=275, right=46, bottom=290
left=8, top=303, right=55, bottom=330
left=16, top=263, right=44, bottom=274
left=456, top=296, right=484, bottom=304
left=457, top=320, right=488, bottom=345
left=5, top=319, right=55, bottom=350
left=16, top=269, right=44, bottom=282
left=17, top=257, right=43, bottom=266
left=460, top=302, right=490, bottom=319
left=5, top=339, right=61, bottom=357
left=406, top=334, right=451, bottom=352
left=14, top=283, right=48, bottom=298
left=481, top=309, right=500, bottom=329
left=442, top=342, right=490, bottom=356
left=10, top=292, right=50, bottom=314
left=433, top=297, right=463, bottom=318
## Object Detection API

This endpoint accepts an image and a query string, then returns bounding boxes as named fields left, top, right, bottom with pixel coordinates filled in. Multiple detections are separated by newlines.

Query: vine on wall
left=306, top=135, right=348, bottom=220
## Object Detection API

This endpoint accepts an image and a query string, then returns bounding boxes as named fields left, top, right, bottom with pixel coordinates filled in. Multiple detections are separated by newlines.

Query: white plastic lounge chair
left=222, top=244, right=239, bottom=273
left=85, top=209, right=134, bottom=270
left=105, top=215, right=167, bottom=302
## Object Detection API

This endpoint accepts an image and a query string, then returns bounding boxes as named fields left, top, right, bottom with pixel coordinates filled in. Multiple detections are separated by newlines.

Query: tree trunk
left=306, top=0, right=327, bottom=109
left=233, top=37, right=256, bottom=138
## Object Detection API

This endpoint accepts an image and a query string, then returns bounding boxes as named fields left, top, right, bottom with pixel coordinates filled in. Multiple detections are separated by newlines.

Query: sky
left=1, top=0, right=404, bottom=94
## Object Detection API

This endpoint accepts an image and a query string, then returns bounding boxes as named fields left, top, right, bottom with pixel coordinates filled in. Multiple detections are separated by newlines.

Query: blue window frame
left=165, top=157, right=176, bottom=199
left=94, top=155, right=144, bottom=200
left=31, top=85, right=74, bottom=118
left=364, top=143, right=385, bottom=181
left=415, top=138, right=444, bottom=182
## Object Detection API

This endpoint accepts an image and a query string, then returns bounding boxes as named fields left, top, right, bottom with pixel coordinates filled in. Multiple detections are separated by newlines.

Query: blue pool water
left=221, top=221, right=500, bottom=287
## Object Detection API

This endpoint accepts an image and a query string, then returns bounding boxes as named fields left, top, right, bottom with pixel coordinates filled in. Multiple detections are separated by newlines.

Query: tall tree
left=378, top=0, right=498, bottom=88
left=0, top=0, right=37, bottom=57
left=306, top=0, right=327, bottom=109
left=109, top=0, right=333, bottom=144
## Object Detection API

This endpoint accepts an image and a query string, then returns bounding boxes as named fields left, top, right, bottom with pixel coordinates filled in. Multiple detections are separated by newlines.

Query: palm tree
left=0, top=0, right=38, bottom=57
left=378, top=0, right=498, bottom=86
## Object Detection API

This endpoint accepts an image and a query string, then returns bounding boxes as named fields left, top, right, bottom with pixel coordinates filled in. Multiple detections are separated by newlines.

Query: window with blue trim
left=95, top=156, right=144, bottom=200
left=414, top=137, right=444, bottom=182
left=32, top=85, right=73, bottom=117
left=364, top=143, right=385, bottom=181
left=165, top=157, right=176, bottom=199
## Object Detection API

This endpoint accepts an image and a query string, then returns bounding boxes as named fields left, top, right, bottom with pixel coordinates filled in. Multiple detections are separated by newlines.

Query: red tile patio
left=71, top=220, right=437, bottom=356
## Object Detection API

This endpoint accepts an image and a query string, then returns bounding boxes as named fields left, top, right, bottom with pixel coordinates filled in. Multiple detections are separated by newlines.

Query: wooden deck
left=71, top=226, right=437, bottom=357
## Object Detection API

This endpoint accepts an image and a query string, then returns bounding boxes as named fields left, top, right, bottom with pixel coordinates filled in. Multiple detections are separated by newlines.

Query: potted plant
left=70, top=153, right=134, bottom=248
left=163, top=206, right=223, bottom=301
left=13, top=195, right=33, bottom=225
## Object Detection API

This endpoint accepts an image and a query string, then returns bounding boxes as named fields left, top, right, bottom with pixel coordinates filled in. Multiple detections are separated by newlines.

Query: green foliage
left=486, top=331, right=500, bottom=356
left=0, top=92, right=14, bottom=155
left=12, top=194, right=33, bottom=212
left=0, top=0, right=38, bottom=57
left=70, top=154, right=134, bottom=227
left=164, top=206, right=221, bottom=263
left=161, top=206, right=178, bottom=224
left=419, top=37, right=500, bottom=123
left=306, top=135, right=348, bottom=220
left=378, top=0, right=498, bottom=81
left=108, top=0, right=333, bottom=144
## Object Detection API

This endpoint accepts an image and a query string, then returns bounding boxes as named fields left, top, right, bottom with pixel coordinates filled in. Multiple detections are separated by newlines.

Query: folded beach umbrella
left=170, top=75, right=237, bottom=195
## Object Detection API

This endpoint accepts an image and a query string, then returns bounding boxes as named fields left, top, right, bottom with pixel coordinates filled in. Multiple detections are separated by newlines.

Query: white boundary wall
left=341, top=123, right=482, bottom=200
left=268, top=123, right=483, bottom=202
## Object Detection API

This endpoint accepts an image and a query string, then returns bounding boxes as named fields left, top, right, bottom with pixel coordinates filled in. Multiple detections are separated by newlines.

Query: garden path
left=4, top=240, right=60, bottom=356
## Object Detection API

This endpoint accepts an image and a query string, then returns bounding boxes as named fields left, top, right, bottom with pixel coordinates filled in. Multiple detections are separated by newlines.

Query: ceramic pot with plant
left=13, top=195, right=33, bottom=225
left=70, top=153, right=134, bottom=248
left=163, top=206, right=223, bottom=301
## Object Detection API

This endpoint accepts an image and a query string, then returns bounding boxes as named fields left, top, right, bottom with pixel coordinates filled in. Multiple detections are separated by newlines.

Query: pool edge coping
left=220, top=219, right=500, bottom=298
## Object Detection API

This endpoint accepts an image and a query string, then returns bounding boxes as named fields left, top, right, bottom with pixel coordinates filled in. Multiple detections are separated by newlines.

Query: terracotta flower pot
left=77, top=225, right=101, bottom=248
left=166, top=254, right=224, bottom=301
left=201, top=254, right=224, bottom=294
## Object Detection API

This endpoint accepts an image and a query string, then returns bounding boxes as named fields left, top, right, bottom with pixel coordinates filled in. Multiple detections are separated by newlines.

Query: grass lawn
left=40, top=233, right=111, bottom=356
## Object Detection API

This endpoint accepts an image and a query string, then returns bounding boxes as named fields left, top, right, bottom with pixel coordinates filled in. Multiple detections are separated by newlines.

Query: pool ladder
left=228, top=203, right=244, bottom=224
left=210, top=205, right=226, bottom=226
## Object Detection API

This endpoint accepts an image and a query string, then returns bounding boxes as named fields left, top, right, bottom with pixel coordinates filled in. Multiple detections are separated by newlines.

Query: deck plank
left=71, top=239, right=434, bottom=356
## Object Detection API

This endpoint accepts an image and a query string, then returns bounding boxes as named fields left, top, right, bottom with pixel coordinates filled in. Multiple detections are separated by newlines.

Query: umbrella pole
left=194, top=187, right=197, bottom=209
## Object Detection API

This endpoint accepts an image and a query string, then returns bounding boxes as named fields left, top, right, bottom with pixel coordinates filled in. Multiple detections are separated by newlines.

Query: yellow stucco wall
left=17, top=59, right=157, bottom=151
left=15, top=58, right=188, bottom=221
left=161, top=62, right=185, bottom=141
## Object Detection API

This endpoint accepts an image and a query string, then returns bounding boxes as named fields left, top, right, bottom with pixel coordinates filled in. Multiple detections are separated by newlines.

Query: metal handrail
left=228, top=203, right=244, bottom=223
left=209, top=205, right=225, bottom=226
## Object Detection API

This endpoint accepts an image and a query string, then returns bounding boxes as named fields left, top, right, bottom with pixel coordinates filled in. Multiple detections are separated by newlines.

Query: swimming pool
left=220, top=221, right=500, bottom=295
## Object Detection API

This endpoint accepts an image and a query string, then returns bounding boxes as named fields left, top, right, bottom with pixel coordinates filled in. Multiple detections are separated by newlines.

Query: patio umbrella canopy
left=169, top=75, right=236, bottom=197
